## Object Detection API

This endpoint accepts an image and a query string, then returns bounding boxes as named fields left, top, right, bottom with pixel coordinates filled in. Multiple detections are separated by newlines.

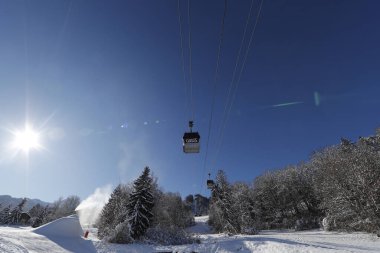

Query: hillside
left=0, top=195, right=49, bottom=211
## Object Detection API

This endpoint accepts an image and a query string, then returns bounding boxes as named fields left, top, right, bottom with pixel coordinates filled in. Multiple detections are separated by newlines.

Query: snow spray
left=75, top=185, right=113, bottom=228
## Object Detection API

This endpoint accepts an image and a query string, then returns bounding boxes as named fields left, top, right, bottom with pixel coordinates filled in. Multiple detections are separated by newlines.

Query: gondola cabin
left=183, top=131, right=200, bottom=153
left=207, top=179, right=215, bottom=189
left=183, top=121, right=200, bottom=153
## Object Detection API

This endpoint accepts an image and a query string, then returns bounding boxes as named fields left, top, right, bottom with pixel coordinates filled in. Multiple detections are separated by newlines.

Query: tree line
left=97, top=166, right=195, bottom=245
left=0, top=195, right=80, bottom=227
left=208, top=128, right=380, bottom=235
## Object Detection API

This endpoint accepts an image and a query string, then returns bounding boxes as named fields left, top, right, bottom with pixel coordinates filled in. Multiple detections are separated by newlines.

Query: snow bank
left=34, top=215, right=84, bottom=238
left=32, top=215, right=97, bottom=252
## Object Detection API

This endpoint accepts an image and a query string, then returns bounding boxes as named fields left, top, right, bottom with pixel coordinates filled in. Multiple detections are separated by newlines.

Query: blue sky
left=0, top=0, right=379, bottom=202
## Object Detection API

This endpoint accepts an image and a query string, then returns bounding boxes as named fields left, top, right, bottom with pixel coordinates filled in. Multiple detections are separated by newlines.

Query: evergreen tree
left=127, top=166, right=154, bottom=239
left=0, top=205, right=11, bottom=224
left=98, top=184, right=130, bottom=239
left=9, top=198, right=27, bottom=224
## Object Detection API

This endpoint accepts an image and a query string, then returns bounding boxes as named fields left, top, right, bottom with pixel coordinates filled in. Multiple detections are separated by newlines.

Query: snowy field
left=0, top=216, right=379, bottom=253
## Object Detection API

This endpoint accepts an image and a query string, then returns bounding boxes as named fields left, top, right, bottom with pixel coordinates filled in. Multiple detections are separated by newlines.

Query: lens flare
left=314, top=91, right=320, bottom=106
left=11, top=125, right=41, bottom=152
left=271, top=101, right=304, bottom=108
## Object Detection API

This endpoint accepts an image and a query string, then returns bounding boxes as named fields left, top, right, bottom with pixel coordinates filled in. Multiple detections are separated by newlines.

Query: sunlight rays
left=9, top=124, right=42, bottom=154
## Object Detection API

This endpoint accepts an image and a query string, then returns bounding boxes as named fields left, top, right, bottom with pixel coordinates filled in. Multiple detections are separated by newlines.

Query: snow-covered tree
left=185, top=194, right=194, bottom=205
left=108, top=220, right=133, bottom=244
left=127, top=166, right=154, bottom=239
left=209, top=170, right=238, bottom=234
left=151, top=192, right=194, bottom=229
left=98, top=184, right=131, bottom=240
left=312, top=132, right=380, bottom=233
left=29, top=203, right=48, bottom=228
left=9, top=198, right=27, bottom=224
left=42, top=195, right=80, bottom=223
left=59, top=195, right=80, bottom=216
left=251, top=164, right=321, bottom=230
left=0, top=205, right=11, bottom=224
left=231, top=182, right=256, bottom=234
left=194, top=194, right=209, bottom=216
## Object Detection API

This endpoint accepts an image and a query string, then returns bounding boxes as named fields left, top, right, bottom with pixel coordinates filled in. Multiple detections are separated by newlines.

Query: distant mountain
left=0, top=195, right=50, bottom=211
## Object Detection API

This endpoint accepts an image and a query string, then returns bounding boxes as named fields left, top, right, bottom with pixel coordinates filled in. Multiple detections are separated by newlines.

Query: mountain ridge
left=0, top=195, right=50, bottom=211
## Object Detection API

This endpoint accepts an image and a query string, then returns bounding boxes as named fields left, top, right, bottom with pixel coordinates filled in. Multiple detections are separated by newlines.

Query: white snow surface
left=0, top=215, right=379, bottom=252
left=34, top=215, right=84, bottom=238
left=186, top=215, right=211, bottom=234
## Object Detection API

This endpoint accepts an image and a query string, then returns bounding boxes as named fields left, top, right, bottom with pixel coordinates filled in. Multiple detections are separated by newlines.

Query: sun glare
left=11, top=126, right=41, bottom=152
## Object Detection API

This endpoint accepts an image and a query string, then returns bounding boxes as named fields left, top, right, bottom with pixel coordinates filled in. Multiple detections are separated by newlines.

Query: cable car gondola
left=207, top=179, right=215, bottom=189
left=207, top=173, right=215, bottom=189
left=183, top=121, right=200, bottom=153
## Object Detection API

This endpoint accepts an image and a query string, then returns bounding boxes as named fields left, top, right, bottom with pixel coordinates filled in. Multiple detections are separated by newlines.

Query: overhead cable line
left=200, top=0, right=228, bottom=195
left=227, top=0, right=264, bottom=116
left=211, top=0, right=256, bottom=169
left=187, top=0, right=195, bottom=121
left=212, top=0, right=264, bottom=171
left=177, top=0, right=190, bottom=120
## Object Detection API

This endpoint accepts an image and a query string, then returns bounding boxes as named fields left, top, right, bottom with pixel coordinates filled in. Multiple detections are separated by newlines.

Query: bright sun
left=11, top=126, right=41, bottom=152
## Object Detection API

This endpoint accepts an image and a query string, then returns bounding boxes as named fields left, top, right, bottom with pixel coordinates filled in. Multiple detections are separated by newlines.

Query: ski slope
left=0, top=215, right=379, bottom=252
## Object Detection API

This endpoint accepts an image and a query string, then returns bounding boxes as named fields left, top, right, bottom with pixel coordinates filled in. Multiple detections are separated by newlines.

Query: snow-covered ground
left=0, top=215, right=379, bottom=253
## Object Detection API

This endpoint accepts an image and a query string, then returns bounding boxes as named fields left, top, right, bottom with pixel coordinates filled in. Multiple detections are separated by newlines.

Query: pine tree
left=98, top=184, right=130, bottom=239
left=9, top=198, right=27, bottom=224
left=127, top=167, right=154, bottom=239
left=0, top=205, right=11, bottom=224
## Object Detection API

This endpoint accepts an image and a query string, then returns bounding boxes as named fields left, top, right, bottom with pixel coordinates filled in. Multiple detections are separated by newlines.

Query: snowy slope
left=0, top=215, right=379, bottom=252
left=186, top=215, right=211, bottom=234
left=0, top=215, right=95, bottom=253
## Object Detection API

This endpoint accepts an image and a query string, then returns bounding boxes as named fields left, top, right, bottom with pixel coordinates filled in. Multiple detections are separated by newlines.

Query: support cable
left=187, top=0, right=195, bottom=121
left=200, top=0, right=228, bottom=195
left=212, top=0, right=264, bottom=171
left=177, top=0, right=190, bottom=120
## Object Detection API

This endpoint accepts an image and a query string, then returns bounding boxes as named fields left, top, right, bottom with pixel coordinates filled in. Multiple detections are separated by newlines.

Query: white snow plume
left=75, top=185, right=112, bottom=227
